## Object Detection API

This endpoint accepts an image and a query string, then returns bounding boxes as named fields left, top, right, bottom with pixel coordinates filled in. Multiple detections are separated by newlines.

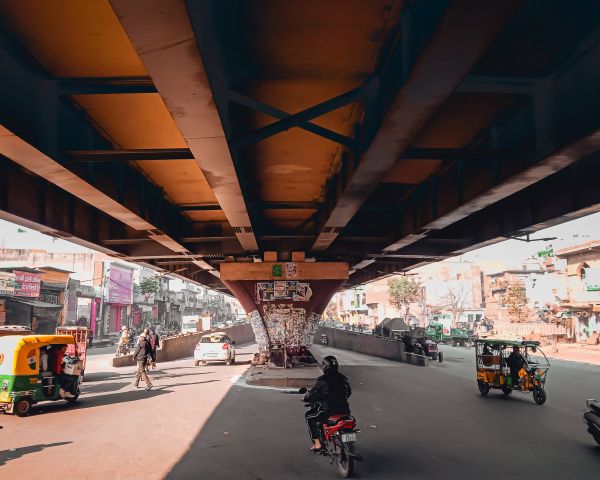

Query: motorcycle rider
left=304, top=355, right=352, bottom=452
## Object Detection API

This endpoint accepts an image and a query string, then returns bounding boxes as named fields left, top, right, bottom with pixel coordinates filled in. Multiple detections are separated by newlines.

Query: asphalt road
left=169, top=344, right=600, bottom=480
left=1, top=344, right=599, bottom=479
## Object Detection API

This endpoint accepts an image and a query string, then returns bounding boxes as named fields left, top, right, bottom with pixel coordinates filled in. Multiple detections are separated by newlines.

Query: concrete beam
left=220, top=262, right=348, bottom=281
left=111, top=0, right=258, bottom=251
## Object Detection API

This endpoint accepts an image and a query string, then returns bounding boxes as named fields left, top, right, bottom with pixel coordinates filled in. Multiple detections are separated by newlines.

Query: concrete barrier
left=112, top=323, right=254, bottom=367
left=317, top=327, right=427, bottom=366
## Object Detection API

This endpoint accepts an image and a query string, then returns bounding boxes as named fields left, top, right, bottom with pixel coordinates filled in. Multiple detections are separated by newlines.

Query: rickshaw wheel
left=533, top=387, right=547, bottom=405
left=477, top=381, right=490, bottom=396
left=65, top=391, right=80, bottom=403
left=438, top=352, right=443, bottom=362
left=15, top=398, right=32, bottom=417
left=501, top=386, right=512, bottom=396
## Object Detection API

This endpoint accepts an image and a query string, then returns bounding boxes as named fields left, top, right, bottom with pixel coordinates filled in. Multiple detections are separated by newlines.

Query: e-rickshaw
left=0, top=335, right=83, bottom=416
left=475, top=339, right=550, bottom=405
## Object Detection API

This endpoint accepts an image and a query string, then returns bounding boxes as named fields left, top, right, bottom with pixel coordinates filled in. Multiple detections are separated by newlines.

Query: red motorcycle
left=297, top=388, right=362, bottom=478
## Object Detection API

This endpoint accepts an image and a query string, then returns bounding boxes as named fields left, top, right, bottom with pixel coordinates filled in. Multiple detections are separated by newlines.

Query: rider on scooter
left=304, top=355, right=352, bottom=452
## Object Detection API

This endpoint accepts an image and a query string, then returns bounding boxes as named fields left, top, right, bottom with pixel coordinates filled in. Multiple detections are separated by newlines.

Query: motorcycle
left=321, top=333, right=329, bottom=345
left=117, top=342, right=130, bottom=357
left=294, top=387, right=361, bottom=478
left=583, top=399, right=600, bottom=446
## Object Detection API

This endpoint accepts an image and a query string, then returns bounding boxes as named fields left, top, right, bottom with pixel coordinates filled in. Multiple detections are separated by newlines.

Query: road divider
left=317, top=327, right=428, bottom=366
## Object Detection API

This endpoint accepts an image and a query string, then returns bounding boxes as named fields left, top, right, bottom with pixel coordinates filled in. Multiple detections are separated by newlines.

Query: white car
left=194, top=332, right=236, bottom=366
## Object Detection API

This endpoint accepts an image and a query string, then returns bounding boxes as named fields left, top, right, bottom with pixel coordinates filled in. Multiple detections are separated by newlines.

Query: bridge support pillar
left=221, top=261, right=348, bottom=367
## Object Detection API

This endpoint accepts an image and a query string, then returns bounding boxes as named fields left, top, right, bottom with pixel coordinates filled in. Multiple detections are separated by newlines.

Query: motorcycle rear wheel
left=332, top=436, right=354, bottom=478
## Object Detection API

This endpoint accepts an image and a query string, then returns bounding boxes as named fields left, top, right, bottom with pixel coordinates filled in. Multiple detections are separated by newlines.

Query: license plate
left=341, top=433, right=356, bottom=442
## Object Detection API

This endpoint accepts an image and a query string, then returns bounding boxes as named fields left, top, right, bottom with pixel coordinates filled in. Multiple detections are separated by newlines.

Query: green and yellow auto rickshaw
left=475, top=339, right=550, bottom=405
left=0, top=334, right=82, bottom=416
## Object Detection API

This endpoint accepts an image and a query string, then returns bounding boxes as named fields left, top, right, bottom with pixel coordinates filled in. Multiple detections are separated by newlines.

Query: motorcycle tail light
left=222, top=343, right=229, bottom=350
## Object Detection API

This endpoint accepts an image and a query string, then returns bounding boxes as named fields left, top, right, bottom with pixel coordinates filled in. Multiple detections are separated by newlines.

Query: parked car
left=194, top=332, right=236, bottom=366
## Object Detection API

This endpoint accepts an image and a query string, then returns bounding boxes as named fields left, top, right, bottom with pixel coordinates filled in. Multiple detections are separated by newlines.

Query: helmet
left=121, top=325, right=127, bottom=331
left=322, top=355, right=339, bottom=375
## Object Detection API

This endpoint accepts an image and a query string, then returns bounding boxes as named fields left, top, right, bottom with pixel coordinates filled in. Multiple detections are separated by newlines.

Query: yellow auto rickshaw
left=0, top=334, right=83, bottom=416
left=475, top=339, right=550, bottom=405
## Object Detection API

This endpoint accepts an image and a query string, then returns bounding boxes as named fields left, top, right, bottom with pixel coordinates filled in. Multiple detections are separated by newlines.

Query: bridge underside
left=0, top=0, right=600, bottom=293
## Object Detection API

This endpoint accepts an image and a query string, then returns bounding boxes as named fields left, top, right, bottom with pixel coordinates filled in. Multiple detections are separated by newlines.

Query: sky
left=0, top=212, right=599, bottom=267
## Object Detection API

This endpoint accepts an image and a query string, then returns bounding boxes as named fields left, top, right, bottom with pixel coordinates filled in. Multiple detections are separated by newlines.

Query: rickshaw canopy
left=474, top=339, right=540, bottom=347
left=0, top=335, right=75, bottom=376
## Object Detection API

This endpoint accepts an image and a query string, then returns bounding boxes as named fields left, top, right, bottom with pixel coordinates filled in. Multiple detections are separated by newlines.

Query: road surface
left=1, top=344, right=599, bottom=479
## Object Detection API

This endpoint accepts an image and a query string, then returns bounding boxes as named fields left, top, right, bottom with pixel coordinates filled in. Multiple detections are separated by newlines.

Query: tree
left=388, top=276, right=421, bottom=322
left=140, top=277, right=159, bottom=295
left=324, top=301, right=337, bottom=322
left=440, top=283, right=469, bottom=327
left=502, top=284, right=528, bottom=323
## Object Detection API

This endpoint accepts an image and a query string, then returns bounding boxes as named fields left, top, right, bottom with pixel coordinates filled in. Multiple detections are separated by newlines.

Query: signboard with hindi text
left=14, top=270, right=40, bottom=298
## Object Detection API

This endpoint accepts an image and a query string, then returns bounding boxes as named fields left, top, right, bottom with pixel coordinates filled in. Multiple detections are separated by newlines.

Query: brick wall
left=112, top=323, right=254, bottom=367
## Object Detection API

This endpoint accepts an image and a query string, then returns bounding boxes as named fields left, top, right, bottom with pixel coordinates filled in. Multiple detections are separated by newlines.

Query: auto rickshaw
left=0, top=334, right=82, bottom=416
left=475, top=339, right=550, bottom=405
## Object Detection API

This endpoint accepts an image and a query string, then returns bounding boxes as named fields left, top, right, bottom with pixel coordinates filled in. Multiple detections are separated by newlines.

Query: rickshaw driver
left=48, top=344, right=75, bottom=398
left=506, top=346, right=526, bottom=386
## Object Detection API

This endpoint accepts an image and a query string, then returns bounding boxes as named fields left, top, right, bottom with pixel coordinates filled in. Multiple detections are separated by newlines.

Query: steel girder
left=0, top=23, right=195, bottom=253
left=346, top=152, right=600, bottom=286
left=375, top=29, right=600, bottom=255
left=312, top=0, right=523, bottom=251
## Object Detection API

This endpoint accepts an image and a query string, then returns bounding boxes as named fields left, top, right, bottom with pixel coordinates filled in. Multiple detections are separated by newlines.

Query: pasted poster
left=285, top=262, right=298, bottom=279
left=273, top=281, right=287, bottom=299
left=294, top=283, right=312, bottom=302
left=256, top=281, right=312, bottom=302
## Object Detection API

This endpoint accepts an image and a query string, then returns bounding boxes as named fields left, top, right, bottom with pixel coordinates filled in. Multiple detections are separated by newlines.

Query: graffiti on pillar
left=249, top=309, right=269, bottom=347
left=256, top=281, right=312, bottom=302
left=262, top=303, right=308, bottom=347
left=304, top=313, right=321, bottom=347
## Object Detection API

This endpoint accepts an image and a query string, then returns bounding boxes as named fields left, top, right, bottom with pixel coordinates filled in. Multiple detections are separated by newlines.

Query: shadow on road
left=0, top=442, right=72, bottom=466
left=81, top=381, right=130, bottom=394
left=29, top=389, right=172, bottom=415
left=155, top=379, right=220, bottom=390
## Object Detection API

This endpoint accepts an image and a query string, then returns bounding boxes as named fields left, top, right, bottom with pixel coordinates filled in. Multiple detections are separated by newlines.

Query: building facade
left=556, top=241, right=600, bottom=343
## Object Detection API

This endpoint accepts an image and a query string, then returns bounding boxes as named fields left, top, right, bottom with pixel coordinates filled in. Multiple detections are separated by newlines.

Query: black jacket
left=506, top=352, right=525, bottom=371
left=304, top=371, right=352, bottom=414
left=133, top=338, right=153, bottom=362
left=148, top=332, right=160, bottom=351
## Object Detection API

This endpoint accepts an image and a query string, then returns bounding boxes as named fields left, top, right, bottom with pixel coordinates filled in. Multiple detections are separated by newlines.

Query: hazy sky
left=0, top=212, right=599, bottom=264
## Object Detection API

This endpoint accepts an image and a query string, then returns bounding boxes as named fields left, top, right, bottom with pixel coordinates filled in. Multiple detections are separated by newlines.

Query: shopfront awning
left=3, top=296, right=63, bottom=309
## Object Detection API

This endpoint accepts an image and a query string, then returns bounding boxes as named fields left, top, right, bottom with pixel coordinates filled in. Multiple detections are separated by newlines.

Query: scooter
left=292, top=388, right=361, bottom=478
left=583, top=399, right=600, bottom=445
left=321, top=333, right=329, bottom=345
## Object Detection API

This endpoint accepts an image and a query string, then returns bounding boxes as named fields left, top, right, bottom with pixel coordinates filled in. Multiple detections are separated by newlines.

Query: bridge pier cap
left=220, top=261, right=348, bottom=361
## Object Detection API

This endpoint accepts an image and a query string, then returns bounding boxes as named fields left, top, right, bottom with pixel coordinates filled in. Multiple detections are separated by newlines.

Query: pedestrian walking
left=148, top=328, right=160, bottom=369
left=133, top=333, right=153, bottom=391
